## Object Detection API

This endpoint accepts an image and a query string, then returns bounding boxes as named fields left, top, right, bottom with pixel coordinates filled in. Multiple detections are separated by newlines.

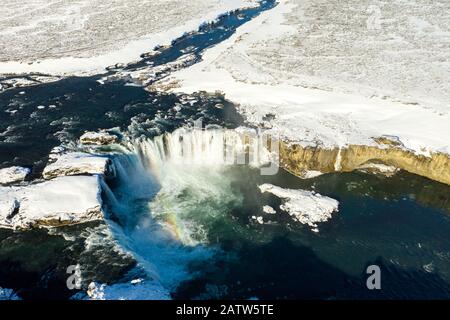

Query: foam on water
left=104, top=127, right=272, bottom=291
left=127, top=126, right=272, bottom=176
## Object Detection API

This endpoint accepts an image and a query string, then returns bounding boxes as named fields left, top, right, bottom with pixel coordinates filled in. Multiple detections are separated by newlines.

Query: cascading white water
left=104, top=126, right=273, bottom=292
left=126, top=126, right=275, bottom=180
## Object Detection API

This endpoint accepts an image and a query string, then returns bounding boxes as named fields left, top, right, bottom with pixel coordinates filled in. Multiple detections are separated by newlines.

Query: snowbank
left=168, top=0, right=450, bottom=157
left=0, top=166, right=30, bottom=185
left=259, top=183, right=339, bottom=231
left=82, top=279, right=170, bottom=300
left=0, top=0, right=257, bottom=76
left=0, top=175, right=103, bottom=229
left=43, top=152, right=115, bottom=179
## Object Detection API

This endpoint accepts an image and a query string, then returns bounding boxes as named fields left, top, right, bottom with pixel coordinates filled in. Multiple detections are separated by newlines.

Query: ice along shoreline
left=160, top=0, right=450, bottom=185
left=0, top=0, right=258, bottom=77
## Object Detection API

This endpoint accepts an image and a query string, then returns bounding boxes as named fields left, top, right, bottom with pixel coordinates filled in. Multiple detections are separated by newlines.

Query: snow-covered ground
left=43, top=152, right=114, bottom=179
left=0, top=0, right=256, bottom=75
left=168, top=0, right=450, bottom=156
left=0, top=175, right=103, bottom=229
left=0, top=166, right=30, bottom=185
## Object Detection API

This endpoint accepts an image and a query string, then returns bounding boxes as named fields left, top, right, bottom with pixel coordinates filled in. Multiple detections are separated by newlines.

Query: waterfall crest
left=100, top=126, right=276, bottom=293
left=102, top=127, right=268, bottom=291
left=123, top=126, right=275, bottom=180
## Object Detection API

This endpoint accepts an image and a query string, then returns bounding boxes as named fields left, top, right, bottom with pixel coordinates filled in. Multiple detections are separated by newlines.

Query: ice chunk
left=356, top=162, right=399, bottom=177
left=262, top=205, right=276, bottom=214
left=259, top=183, right=339, bottom=230
left=251, top=215, right=264, bottom=224
left=0, top=166, right=30, bottom=185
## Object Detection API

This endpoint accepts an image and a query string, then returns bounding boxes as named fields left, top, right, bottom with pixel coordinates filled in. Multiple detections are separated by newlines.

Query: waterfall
left=102, top=126, right=275, bottom=291
left=123, top=126, right=275, bottom=181
left=99, top=177, right=119, bottom=211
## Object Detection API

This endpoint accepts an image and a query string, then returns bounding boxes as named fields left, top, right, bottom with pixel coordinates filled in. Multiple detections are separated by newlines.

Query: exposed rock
left=0, top=166, right=30, bottom=185
left=0, top=176, right=104, bottom=229
left=147, top=79, right=181, bottom=92
left=259, top=183, right=339, bottom=230
left=123, top=53, right=198, bottom=87
left=79, top=131, right=119, bottom=145
left=43, top=152, right=115, bottom=179
left=165, top=0, right=450, bottom=187
left=279, top=141, right=450, bottom=186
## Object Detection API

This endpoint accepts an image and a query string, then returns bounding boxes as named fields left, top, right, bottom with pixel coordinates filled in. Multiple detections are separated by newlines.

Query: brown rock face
left=79, top=132, right=119, bottom=146
left=279, top=141, right=450, bottom=186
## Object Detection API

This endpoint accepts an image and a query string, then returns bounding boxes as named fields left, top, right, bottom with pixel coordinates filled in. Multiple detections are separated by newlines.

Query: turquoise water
left=170, top=168, right=450, bottom=299
left=106, top=148, right=450, bottom=299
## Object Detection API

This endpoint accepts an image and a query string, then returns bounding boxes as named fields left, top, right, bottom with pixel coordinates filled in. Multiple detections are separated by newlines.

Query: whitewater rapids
left=100, top=126, right=275, bottom=292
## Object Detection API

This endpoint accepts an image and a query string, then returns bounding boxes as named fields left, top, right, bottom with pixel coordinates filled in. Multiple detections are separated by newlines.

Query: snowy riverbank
left=0, top=0, right=257, bottom=76
left=165, top=0, right=449, bottom=159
